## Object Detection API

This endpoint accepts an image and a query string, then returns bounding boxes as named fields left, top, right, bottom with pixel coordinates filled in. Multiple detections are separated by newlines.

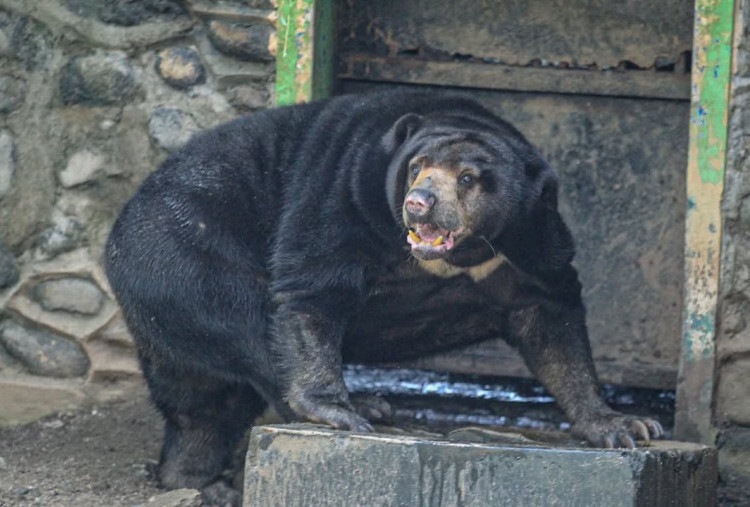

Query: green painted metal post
left=675, top=0, right=735, bottom=444
left=276, top=0, right=334, bottom=105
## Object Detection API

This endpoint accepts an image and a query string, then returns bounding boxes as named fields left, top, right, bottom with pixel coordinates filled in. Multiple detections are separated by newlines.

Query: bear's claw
left=572, top=413, right=664, bottom=449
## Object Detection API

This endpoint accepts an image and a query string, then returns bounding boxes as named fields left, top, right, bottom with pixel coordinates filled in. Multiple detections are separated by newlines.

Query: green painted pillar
left=275, top=0, right=334, bottom=105
left=675, top=0, right=736, bottom=444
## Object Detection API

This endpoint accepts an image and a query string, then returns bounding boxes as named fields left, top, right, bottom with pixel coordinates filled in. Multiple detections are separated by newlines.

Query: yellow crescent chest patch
left=417, top=254, right=508, bottom=283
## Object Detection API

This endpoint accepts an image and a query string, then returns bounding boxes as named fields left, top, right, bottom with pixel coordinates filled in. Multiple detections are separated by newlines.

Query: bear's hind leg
left=147, top=366, right=267, bottom=507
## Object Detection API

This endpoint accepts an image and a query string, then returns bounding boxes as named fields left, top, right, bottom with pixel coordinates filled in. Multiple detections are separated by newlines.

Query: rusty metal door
left=336, top=0, right=693, bottom=389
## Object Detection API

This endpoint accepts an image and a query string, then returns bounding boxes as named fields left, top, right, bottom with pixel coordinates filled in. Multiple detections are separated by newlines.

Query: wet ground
left=0, top=365, right=679, bottom=506
left=344, top=364, right=676, bottom=436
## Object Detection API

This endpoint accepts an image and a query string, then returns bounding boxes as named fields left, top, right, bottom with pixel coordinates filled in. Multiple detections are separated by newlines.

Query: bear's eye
left=459, top=173, right=475, bottom=185
left=410, top=164, right=421, bottom=177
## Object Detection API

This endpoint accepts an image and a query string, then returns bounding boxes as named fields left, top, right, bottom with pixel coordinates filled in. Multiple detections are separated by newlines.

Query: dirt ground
left=0, top=384, right=165, bottom=507
left=0, top=376, right=734, bottom=506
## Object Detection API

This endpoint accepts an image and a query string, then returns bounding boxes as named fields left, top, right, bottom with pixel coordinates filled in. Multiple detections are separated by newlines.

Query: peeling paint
left=683, top=313, right=717, bottom=363
left=275, top=0, right=333, bottom=105
left=691, top=0, right=734, bottom=185
left=690, top=313, right=714, bottom=334
left=687, top=196, right=697, bottom=213
left=677, top=0, right=735, bottom=444
left=683, top=0, right=733, bottom=356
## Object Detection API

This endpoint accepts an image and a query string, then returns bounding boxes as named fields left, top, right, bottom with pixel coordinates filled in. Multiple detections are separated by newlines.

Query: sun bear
left=105, top=91, right=663, bottom=505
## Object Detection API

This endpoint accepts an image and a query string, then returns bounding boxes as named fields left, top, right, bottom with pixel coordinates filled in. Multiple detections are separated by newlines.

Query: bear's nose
left=405, top=188, right=436, bottom=216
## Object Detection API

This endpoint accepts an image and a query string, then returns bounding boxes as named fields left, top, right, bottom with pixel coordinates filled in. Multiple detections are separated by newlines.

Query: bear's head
left=384, top=106, right=571, bottom=272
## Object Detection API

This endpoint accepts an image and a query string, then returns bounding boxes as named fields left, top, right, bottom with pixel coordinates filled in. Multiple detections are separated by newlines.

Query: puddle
left=343, top=364, right=675, bottom=437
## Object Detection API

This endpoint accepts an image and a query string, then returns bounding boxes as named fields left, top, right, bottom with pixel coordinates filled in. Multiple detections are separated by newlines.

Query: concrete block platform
left=244, top=424, right=717, bottom=507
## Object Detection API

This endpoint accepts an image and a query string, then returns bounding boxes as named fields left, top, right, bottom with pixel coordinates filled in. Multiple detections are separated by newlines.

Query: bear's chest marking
left=417, top=254, right=508, bottom=283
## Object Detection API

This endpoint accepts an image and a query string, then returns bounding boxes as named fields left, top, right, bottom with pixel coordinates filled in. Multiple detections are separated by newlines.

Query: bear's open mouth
left=406, top=224, right=463, bottom=258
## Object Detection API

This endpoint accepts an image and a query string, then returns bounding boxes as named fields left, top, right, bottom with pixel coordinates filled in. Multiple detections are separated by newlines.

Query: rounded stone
left=206, top=20, right=275, bottom=62
left=0, top=75, right=25, bottom=113
left=0, top=26, right=9, bottom=57
left=224, top=85, right=269, bottom=112
left=36, top=215, right=84, bottom=260
left=0, top=342, right=20, bottom=371
left=31, top=277, right=105, bottom=315
left=148, top=107, right=199, bottom=152
left=717, top=358, right=750, bottom=425
left=59, top=149, right=105, bottom=188
left=0, top=129, right=14, bottom=200
left=62, top=0, right=187, bottom=27
left=155, top=46, right=206, bottom=89
left=3, top=12, right=52, bottom=71
left=717, top=428, right=750, bottom=500
left=60, top=52, right=140, bottom=106
left=0, top=239, right=19, bottom=290
left=147, top=489, right=202, bottom=507
left=92, top=316, right=134, bottom=348
left=0, top=320, right=90, bottom=378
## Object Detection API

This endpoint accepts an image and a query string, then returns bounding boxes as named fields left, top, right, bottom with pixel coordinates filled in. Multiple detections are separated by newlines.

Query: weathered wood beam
left=338, top=55, right=691, bottom=100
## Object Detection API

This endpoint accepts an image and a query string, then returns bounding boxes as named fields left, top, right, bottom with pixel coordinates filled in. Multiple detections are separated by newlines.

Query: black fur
left=105, top=91, right=662, bottom=505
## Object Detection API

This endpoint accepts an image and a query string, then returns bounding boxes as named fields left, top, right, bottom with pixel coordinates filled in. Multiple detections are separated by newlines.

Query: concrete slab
left=244, top=424, right=717, bottom=507
left=0, top=377, right=85, bottom=426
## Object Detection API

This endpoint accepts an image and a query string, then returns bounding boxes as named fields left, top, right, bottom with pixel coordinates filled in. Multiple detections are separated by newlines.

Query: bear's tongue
left=407, top=225, right=455, bottom=249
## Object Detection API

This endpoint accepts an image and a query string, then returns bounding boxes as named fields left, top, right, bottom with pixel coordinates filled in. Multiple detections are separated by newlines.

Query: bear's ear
left=498, top=163, right=575, bottom=279
left=536, top=168, right=559, bottom=210
left=523, top=156, right=558, bottom=210
left=535, top=172, right=574, bottom=271
left=381, top=113, right=423, bottom=153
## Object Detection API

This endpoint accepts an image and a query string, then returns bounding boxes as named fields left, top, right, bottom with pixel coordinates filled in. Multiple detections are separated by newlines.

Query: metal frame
left=675, top=0, right=735, bottom=444
left=275, top=0, right=334, bottom=105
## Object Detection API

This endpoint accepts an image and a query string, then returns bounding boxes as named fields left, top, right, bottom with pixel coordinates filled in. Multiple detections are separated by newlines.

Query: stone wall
left=717, top=0, right=750, bottom=503
left=0, top=0, right=277, bottom=425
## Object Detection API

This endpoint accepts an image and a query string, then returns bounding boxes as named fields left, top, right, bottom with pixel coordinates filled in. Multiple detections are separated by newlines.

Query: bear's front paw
left=572, top=412, right=664, bottom=449
left=350, top=393, right=394, bottom=423
left=288, top=394, right=374, bottom=433
left=201, top=479, right=241, bottom=507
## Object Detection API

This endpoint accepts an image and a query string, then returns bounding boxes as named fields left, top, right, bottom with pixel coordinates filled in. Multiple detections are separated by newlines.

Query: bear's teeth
left=433, top=236, right=443, bottom=246
left=409, top=230, right=421, bottom=243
